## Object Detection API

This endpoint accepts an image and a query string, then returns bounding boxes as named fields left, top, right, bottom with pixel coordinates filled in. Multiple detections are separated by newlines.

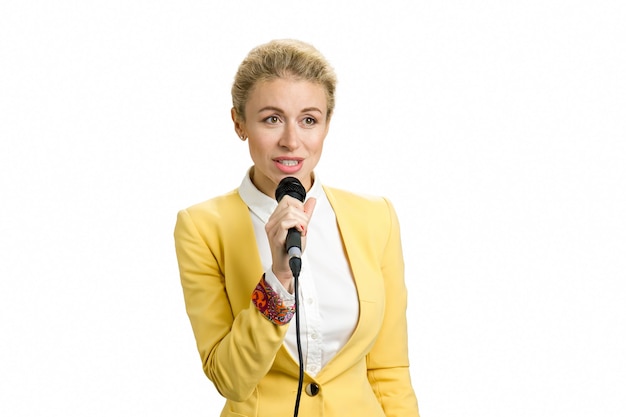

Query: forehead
left=246, top=78, right=328, bottom=111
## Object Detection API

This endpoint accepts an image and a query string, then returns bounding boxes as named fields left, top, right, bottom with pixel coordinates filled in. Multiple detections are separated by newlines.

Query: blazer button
left=305, top=383, right=320, bottom=397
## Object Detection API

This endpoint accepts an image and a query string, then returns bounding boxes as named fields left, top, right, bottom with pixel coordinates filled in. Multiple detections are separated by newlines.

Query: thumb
left=301, top=197, right=317, bottom=238
left=304, top=197, right=317, bottom=220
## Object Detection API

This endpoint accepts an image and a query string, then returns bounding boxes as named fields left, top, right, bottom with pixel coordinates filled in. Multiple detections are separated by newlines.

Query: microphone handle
left=285, top=227, right=302, bottom=258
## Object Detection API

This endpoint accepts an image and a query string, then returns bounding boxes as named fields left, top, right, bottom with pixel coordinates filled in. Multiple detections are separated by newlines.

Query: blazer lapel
left=313, top=186, right=385, bottom=382
left=223, top=190, right=266, bottom=314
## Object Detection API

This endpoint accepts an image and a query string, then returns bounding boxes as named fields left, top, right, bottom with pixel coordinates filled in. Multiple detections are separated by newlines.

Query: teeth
left=279, top=160, right=299, bottom=166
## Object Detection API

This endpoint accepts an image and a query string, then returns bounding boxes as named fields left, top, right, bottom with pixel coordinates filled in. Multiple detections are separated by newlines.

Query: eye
left=264, top=115, right=281, bottom=124
left=302, top=117, right=316, bottom=126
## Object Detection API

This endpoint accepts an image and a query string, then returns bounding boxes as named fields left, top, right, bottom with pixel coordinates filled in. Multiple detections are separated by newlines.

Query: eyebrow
left=258, top=106, right=324, bottom=114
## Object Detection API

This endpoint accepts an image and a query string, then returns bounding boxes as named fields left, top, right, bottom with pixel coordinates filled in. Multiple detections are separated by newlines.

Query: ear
left=231, top=108, right=246, bottom=140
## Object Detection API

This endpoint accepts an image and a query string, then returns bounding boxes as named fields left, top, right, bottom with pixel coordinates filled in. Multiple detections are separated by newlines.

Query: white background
left=1, top=1, right=625, bottom=416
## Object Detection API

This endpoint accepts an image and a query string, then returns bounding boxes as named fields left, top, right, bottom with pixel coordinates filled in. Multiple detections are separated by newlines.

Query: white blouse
left=238, top=171, right=359, bottom=376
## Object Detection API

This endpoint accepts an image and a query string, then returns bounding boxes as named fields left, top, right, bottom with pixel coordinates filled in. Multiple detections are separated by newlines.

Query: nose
left=278, top=123, right=300, bottom=150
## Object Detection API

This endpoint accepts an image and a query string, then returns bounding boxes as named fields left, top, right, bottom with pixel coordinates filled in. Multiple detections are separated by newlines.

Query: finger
left=280, top=195, right=305, bottom=208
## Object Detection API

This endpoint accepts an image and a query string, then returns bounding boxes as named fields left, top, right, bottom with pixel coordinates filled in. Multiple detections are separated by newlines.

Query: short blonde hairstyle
left=231, top=39, right=337, bottom=121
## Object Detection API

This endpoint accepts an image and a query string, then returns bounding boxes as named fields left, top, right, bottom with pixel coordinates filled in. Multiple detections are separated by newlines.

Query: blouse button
left=305, top=383, right=320, bottom=397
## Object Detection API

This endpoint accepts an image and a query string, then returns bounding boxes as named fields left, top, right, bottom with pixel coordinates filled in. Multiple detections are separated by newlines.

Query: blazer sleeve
left=366, top=198, right=420, bottom=417
left=174, top=205, right=289, bottom=402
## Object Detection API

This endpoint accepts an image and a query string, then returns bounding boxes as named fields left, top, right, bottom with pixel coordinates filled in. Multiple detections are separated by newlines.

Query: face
left=233, top=77, right=330, bottom=197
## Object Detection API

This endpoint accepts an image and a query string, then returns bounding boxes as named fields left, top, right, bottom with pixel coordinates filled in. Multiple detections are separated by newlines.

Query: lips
left=277, top=159, right=299, bottom=166
left=274, top=158, right=303, bottom=173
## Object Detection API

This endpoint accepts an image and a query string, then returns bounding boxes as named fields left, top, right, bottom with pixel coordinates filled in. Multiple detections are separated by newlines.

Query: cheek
left=248, top=144, right=262, bottom=161
left=247, top=138, right=272, bottom=161
left=310, top=136, right=326, bottom=155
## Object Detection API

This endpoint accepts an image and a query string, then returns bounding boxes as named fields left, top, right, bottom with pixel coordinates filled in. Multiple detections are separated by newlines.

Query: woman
left=174, top=39, right=420, bottom=417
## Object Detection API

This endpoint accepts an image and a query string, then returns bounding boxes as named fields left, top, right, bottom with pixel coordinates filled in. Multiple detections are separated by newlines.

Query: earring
left=239, top=134, right=246, bottom=141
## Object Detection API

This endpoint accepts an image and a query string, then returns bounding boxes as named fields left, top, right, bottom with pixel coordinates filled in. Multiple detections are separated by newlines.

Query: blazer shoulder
left=181, top=189, right=244, bottom=219
left=322, top=185, right=400, bottom=245
left=323, top=185, right=395, bottom=217
left=176, top=189, right=250, bottom=239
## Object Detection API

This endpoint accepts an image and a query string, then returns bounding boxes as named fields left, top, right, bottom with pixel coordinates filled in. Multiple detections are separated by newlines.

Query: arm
left=366, top=199, right=420, bottom=417
left=174, top=207, right=289, bottom=402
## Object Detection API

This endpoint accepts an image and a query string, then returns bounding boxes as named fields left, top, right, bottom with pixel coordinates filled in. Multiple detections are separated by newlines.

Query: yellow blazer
left=174, top=185, right=419, bottom=417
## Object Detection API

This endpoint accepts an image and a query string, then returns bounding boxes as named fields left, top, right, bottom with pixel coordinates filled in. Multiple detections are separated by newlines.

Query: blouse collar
left=238, top=167, right=323, bottom=223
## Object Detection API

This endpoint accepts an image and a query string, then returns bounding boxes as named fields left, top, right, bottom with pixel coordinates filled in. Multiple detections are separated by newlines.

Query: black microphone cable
left=291, top=258, right=304, bottom=417
left=274, top=177, right=306, bottom=417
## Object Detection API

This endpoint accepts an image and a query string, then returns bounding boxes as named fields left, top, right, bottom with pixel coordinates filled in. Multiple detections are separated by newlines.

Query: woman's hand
left=265, top=196, right=317, bottom=291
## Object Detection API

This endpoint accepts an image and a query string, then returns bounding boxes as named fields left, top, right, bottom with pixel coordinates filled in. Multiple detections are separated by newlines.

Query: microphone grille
left=275, top=177, right=306, bottom=203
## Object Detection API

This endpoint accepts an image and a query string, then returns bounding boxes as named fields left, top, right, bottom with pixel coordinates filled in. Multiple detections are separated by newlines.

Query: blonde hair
left=231, top=39, right=337, bottom=121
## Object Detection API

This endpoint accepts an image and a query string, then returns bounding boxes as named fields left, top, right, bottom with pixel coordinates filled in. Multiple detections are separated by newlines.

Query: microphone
left=275, top=176, right=306, bottom=278
left=275, top=176, right=307, bottom=416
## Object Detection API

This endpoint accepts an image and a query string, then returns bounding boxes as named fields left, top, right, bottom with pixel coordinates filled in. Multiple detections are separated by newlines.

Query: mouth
left=276, top=159, right=300, bottom=167
left=274, top=158, right=303, bottom=173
